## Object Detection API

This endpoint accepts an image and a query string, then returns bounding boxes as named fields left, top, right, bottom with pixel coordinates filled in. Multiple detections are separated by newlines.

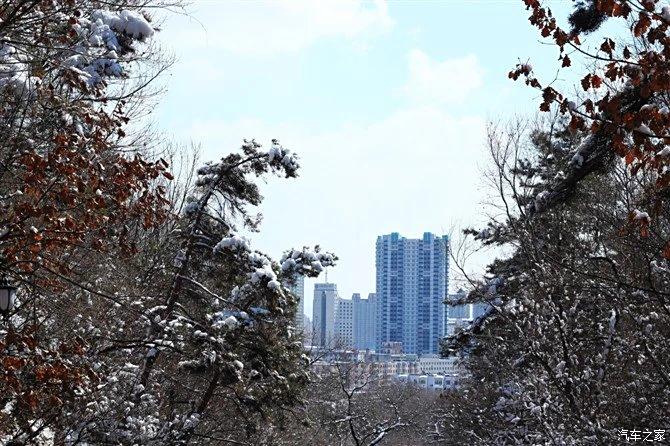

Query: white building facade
left=334, top=297, right=354, bottom=347
left=417, top=354, right=458, bottom=375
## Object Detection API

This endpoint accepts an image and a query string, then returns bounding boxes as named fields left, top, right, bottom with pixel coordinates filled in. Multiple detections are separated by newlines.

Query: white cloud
left=402, top=49, right=483, bottom=105
left=166, top=0, right=394, bottom=56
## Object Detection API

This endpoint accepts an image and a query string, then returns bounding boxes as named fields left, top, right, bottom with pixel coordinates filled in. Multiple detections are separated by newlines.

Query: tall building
left=287, top=275, right=305, bottom=330
left=353, top=293, right=376, bottom=350
left=445, top=288, right=492, bottom=336
left=375, top=232, right=449, bottom=354
left=472, top=301, right=490, bottom=319
left=312, top=283, right=338, bottom=347
left=446, top=289, right=471, bottom=320
left=334, top=297, right=354, bottom=347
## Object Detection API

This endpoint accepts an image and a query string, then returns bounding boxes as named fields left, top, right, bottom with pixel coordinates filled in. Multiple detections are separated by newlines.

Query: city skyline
left=300, top=232, right=450, bottom=319
left=303, top=234, right=493, bottom=357
left=311, top=283, right=377, bottom=350
left=306, top=231, right=451, bottom=355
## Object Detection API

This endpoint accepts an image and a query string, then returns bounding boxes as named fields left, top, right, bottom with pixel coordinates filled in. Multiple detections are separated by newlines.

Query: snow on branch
left=280, top=246, right=338, bottom=279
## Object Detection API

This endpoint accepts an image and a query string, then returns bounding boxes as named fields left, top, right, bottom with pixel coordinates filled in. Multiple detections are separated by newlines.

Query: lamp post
left=0, top=278, right=17, bottom=317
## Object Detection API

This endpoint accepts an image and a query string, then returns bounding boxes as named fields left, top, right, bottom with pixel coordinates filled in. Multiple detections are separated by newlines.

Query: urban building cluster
left=288, top=232, right=491, bottom=390
left=309, top=348, right=461, bottom=390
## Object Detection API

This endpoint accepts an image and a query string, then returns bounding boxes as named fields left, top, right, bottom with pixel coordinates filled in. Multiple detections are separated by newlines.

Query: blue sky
left=155, top=0, right=576, bottom=318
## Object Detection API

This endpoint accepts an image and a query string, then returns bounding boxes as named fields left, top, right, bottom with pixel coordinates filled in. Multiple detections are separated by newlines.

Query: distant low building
left=394, top=373, right=459, bottom=390
left=380, top=341, right=403, bottom=355
left=308, top=348, right=463, bottom=390
left=417, top=354, right=459, bottom=375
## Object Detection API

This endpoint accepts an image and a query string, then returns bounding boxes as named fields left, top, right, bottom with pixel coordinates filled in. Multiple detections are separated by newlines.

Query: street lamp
left=0, top=278, right=17, bottom=315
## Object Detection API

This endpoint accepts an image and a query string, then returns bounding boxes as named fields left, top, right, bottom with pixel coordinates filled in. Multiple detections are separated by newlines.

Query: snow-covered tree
left=0, top=2, right=173, bottom=443
left=442, top=117, right=670, bottom=444
left=0, top=2, right=336, bottom=444
left=266, top=361, right=432, bottom=446
left=512, top=0, right=670, bottom=222
left=60, top=139, right=336, bottom=444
